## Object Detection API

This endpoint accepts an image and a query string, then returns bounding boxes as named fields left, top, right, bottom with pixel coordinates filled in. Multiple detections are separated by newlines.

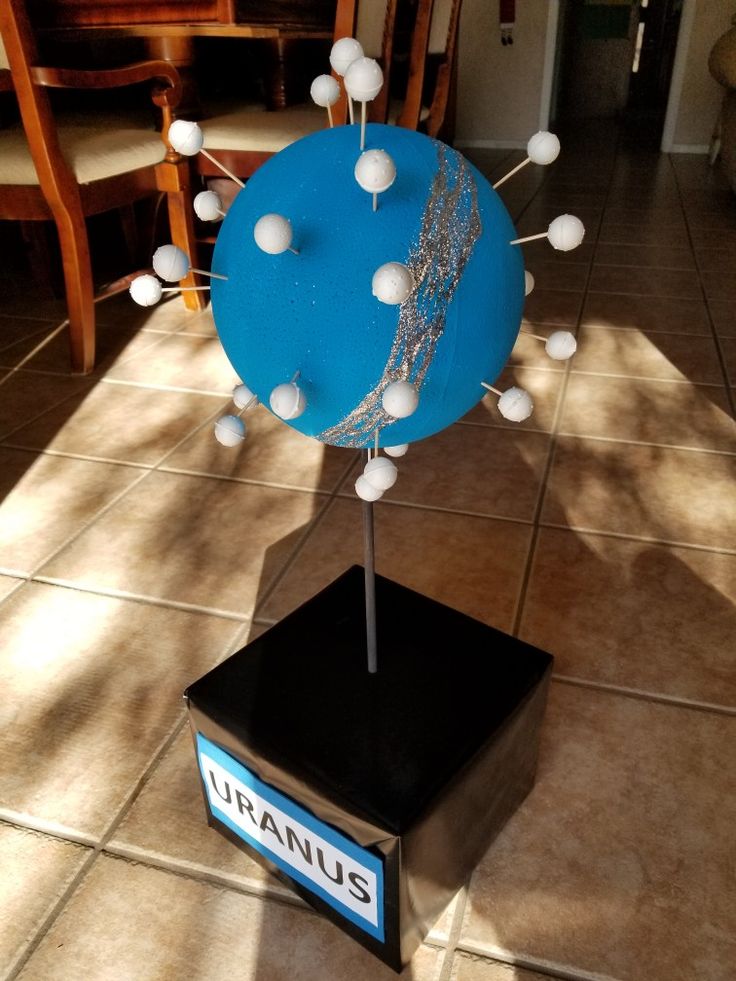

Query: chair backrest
left=0, top=0, right=81, bottom=211
left=399, top=0, right=464, bottom=138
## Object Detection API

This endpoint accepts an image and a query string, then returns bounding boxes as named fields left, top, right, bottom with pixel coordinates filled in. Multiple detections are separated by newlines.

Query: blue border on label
left=196, top=733, right=385, bottom=943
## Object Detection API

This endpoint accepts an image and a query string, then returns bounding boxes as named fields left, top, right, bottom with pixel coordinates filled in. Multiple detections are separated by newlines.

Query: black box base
left=185, top=567, right=552, bottom=971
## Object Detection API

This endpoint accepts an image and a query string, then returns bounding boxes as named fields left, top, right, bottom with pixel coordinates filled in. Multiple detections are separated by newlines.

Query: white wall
left=669, top=0, right=733, bottom=151
left=455, top=0, right=551, bottom=146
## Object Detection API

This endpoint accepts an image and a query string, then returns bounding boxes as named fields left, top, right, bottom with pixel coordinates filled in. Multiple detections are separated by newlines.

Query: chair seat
left=200, top=104, right=328, bottom=154
left=0, top=116, right=167, bottom=186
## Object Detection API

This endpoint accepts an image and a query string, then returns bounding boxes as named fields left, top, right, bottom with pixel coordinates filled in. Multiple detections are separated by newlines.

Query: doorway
left=551, top=0, right=684, bottom=146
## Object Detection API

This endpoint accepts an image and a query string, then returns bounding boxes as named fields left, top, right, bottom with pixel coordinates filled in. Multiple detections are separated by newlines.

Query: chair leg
left=55, top=210, right=95, bottom=374
left=163, top=161, right=207, bottom=313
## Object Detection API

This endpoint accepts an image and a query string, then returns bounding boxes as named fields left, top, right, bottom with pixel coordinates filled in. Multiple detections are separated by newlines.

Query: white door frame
left=661, top=0, right=699, bottom=152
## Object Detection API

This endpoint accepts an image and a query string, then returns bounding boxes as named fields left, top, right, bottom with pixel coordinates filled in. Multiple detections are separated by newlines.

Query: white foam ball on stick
left=152, top=244, right=189, bottom=282
left=547, top=214, right=585, bottom=251
left=254, top=213, right=293, bottom=255
left=193, top=190, right=223, bottom=222
left=168, top=119, right=204, bottom=156
left=355, top=474, right=383, bottom=502
left=129, top=274, right=162, bottom=307
left=545, top=331, right=578, bottom=361
left=527, top=131, right=561, bottom=166
left=384, top=443, right=408, bottom=458
left=497, top=387, right=534, bottom=422
left=270, top=382, right=306, bottom=420
left=214, top=414, right=245, bottom=446
left=363, top=456, right=398, bottom=491
left=524, top=270, right=535, bottom=296
left=310, top=74, right=340, bottom=108
left=344, top=57, right=383, bottom=102
left=354, top=149, right=396, bottom=194
left=233, top=383, right=256, bottom=409
left=372, top=262, right=414, bottom=305
left=382, top=381, right=419, bottom=419
left=330, top=37, right=364, bottom=76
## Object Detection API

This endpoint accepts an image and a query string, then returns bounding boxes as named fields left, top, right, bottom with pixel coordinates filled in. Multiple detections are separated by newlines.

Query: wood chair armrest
left=29, top=60, right=182, bottom=109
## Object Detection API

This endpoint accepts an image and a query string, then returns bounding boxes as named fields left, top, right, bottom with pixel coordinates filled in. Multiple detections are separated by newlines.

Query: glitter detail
left=318, top=143, right=481, bottom=447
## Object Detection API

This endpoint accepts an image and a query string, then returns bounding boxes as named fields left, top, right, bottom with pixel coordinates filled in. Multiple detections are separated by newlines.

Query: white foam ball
left=497, top=387, right=534, bottom=422
left=344, top=57, right=383, bottom=102
left=545, top=331, right=578, bottom=361
left=168, top=119, right=204, bottom=156
left=355, top=474, right=383, bottom=502
left=193, top=190, right=223, bottom=222
left=527, top=131, right=561, bottom=166
left=384, top=443, right=408, bottom=458
left=270, top=382, right=306, bottom=420
left=330, top=37, right=364, bottom=76
left=129, top=274, right=162, bottom=307
left=310, top=74, right=340, bottom=108
left=363, top=456, right=398, bottom=491
left=524, top=270, right=535, bottom=296
left=152, top=244, right=189, bottom=282
left=354, top=149, right=396, bottom=194
left=382, top=381, right=419, bottom=419
left=547, top=214, right=585, bottom=251
left=372, top=262, right=414, bottom=305
left=254, top=213, right=293, bottom=255
left=214, top=414, right=245, bottom=447
left=233, top=383, right=256, bottom=409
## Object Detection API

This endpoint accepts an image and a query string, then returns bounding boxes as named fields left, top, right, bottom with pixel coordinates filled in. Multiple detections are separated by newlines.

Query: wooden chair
left=396, top=0, right=464, bottom=141
left=193, top=0, right=403, bottom=184
left=0, top=0, right=204, bottom=374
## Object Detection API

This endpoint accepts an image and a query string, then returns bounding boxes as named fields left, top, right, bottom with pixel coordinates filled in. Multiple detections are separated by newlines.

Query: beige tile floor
left=0, top=130, right=734, bottom=981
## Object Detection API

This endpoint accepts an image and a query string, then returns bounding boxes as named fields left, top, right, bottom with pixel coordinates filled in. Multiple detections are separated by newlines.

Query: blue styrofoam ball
left=211, top=124, right=523, bottom=448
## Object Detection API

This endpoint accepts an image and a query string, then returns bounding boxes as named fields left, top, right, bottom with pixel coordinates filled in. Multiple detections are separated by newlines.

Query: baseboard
left=668, top=144, right=710, bottom=154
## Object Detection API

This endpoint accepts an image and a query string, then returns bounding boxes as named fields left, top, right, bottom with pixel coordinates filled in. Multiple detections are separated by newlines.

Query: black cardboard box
left=184, top=566, right=552, bottom=971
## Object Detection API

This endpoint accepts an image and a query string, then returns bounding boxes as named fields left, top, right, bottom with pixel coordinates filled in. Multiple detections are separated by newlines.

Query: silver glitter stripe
left=319, top=143, right=481, bottom=447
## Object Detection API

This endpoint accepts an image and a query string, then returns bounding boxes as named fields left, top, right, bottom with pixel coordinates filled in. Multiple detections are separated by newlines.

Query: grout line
left=30, top=576, right=253, bottom=622
left=550, top=675, right=736, bottom=716
left=669, top=158, right=736, bottom=420
left=100, top=844, right=311, bottom=910
left=4, top=615, right=245, bottom=981
left=335, top=492, right=536, bottom=526
left=567, top=369, right=725, bottom=387
left=157, top=464, right=337, bottom=497
left=552, top=431, right=736, bottom=457
left=0, top=813, right=98, bottom=848
left=250, top=452, right=362, bottom=620
left=1, top=443, right=155, bottom=471
left=453, top=941, right=620, bottom=981
left=511, top=129, right=621, bottom=639
left=100, top=376, right=232, bottom=397
left=538, top=521, right=736, bottom=556
left=437, top=885, right=469, bottom=981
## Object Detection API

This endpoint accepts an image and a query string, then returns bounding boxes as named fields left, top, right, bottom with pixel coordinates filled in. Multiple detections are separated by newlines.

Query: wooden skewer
left=327, top=104, right=334, bottom=128
left=509, top=232, right=548, bottom=246
left=199, top=149, right=245, bottom=188
left=481, top=382, right=502, bottom=397
left=190, top=268, right=228, bottom=281
left=493, top=156, right=530, bottom=189
left=161, top=285, right=211, bottom=293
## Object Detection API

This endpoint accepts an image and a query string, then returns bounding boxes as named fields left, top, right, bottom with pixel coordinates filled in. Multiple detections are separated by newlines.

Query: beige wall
left=455, top=0, right=551, bottom=145
left=672, top=0, right=733, bottom=148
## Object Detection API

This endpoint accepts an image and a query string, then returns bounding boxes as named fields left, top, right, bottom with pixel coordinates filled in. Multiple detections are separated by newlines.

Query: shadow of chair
left=190, top=0, right=407, bottom=185
left=0, top=0, right=205, bottom=375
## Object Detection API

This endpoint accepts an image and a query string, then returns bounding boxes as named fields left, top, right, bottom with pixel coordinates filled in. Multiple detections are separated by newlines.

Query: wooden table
left=31, top=1, right=338, bottom=110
